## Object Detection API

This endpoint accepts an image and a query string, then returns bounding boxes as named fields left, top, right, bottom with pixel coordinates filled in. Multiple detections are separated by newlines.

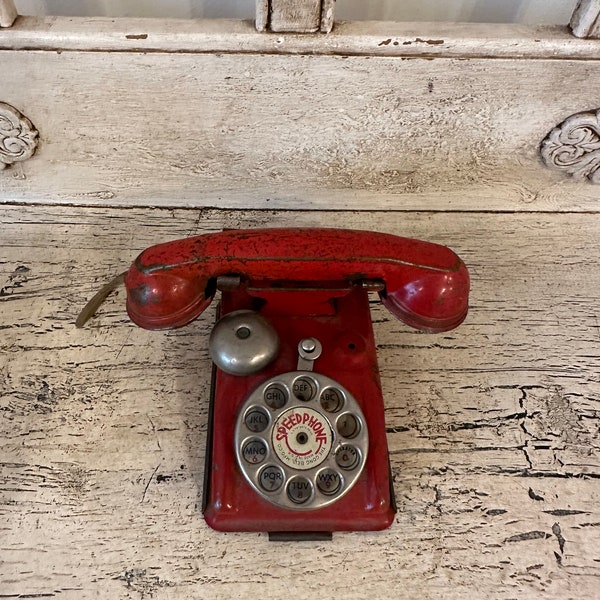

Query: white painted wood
left=1, top=10, right=598, bottom=599
left=0, top=37, right=599, bottom=211
left=255, top=0, right=268, bottom=31
left=0, top=0, right=17, bottom=27
left=258, top=0, right=322, bottom=33
left=1, top=205, right=599, bottom=598
left=541, top=108, right=600, bottom=182
left=571, top=0, right=600, bottom=37
left=320, top=0, right=335, bottom=33
left=2, top=17, right=599, bottom=58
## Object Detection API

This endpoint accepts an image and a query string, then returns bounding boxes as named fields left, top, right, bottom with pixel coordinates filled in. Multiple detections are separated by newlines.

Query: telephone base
left=202, top=284, right=396, bottom=533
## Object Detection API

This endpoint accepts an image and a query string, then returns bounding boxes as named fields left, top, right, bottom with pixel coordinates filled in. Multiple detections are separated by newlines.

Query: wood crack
left=140, top=464, right=160, bottom=504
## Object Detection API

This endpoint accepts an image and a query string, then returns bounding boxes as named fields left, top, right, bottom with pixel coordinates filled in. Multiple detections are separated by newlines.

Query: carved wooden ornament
left=0, top=102, right=38, bottom=170
left=541, top=109, right=600, bottom=183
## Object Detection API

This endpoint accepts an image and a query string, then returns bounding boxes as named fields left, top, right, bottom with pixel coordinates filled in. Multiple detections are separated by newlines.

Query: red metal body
left=203, top=284, right=396, bottom=532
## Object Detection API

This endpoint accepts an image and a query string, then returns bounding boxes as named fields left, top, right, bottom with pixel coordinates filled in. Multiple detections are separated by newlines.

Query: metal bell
left=209, top=310, right=279, bottom=376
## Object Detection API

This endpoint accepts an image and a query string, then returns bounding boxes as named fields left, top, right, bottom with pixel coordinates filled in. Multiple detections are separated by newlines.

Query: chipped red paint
left=125, top=228, right=469, bottom=332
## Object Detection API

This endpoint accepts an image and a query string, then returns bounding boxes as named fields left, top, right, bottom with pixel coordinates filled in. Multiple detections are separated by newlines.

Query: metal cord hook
left=75, top=271, right=127, bottom=328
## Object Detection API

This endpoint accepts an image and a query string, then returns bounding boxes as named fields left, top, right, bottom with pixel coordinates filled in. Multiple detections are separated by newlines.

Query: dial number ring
left=235, top=371, right=368, bottom=510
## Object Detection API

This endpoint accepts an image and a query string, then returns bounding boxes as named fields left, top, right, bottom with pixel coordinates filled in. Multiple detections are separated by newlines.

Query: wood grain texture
left=261, top=0, right=322, bottom=33
left=2, top=17, right=600, bottom=58
left=1, top=48, right=600, bottom=211
left=571, top=0, right=600, bottom=37
left=1, top=205, right=599, bottom=599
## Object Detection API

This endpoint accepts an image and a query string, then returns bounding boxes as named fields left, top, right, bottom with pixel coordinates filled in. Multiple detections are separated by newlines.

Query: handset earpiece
left=125, top=269, right=214, bottom=330
left=379, top=258, right=469, bottom=333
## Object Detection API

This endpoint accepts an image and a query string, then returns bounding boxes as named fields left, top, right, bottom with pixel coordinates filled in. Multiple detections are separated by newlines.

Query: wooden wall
left=1, top=18, right=599, bottom=211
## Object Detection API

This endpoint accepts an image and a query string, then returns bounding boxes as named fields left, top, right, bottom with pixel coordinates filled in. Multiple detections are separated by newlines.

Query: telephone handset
left=125, top=228, right=468, bottom=333
left=120, top=228, right=469, bottom=536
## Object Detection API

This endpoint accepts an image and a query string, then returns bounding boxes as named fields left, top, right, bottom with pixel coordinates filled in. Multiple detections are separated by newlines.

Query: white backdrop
left=14, top=0, right=578, bottom=25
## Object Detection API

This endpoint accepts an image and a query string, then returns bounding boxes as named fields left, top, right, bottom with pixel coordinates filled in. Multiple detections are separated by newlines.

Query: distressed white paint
left=254, top=0, right=336, bottom=33
left=0, top=101, right=38, bottom=169
left=0, top=0, right=17, bottom=27
left=256, top=0, right=323, bottom=33
left=320, top=0, right=335, bottom=32
left=1, top=205, right=599, bottom=598
left=1, top=13, right=599, bottom=598
left=1, top=19, right=600, bottom=211
left=541, top=108, right=600, bottom=182
left=2, top=17, right=599, bottom=58
left=255, top=0, right=268, bottom=31
left=570, top=0, right=600, bottom=37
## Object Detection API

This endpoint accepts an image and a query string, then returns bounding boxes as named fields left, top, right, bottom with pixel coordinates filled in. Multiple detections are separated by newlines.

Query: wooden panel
left=0, top=45, right=599, bottom=211
left=2, top=17, right=599, bottom=59
left=571, top=0, right=600, bottom=37
left=1, top=205, right=599, bottom=598
left=257, top=0, right=322, bottom=33
left=255, top=0, right=336, bottom=33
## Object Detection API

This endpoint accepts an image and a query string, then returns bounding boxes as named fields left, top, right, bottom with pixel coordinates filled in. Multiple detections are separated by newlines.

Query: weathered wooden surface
left=1, top=18, right=600, bottom=212
left=255, top=0, right=335, bottom=33
left=1, top=14, right=599, bottom=597
left=256, top=0, right=326, bottom=33
left=1, top=37, right=600, bottom=210
left=1, top=205, right=599, bottom=598
left=264, top=0, right=323, bottom=33
left=2, top=18, right=599, bottom=58
left=571, top=0, right=600, bottom=37
left=0, top=101, right=39, bottom=170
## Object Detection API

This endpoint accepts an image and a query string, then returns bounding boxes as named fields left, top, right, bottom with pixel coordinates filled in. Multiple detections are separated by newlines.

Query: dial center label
left=272, top=407, right=333, bottom=470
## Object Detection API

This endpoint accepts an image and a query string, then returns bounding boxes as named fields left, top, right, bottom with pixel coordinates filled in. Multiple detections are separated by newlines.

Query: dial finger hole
left=320, top=387, right=344, bottom=412
left=244, top=407, right=270, bottom=433
left=264, top=383, right=288, bottom=409
left=292, top=376, right=317, bottom=401
left=336, top=413, right=361, bottom=439
left=335, top=444, right=360, bottom=470
left=241, top=439, right=268, bottom=465
left=258, top=465, right=285, bottom=492
left=286, top=476, right=313, bottom=504
left=316, top=468, right=343, bottom=496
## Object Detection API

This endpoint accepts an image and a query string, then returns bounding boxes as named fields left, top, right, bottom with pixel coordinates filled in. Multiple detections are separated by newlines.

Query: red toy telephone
left=101, top=228, right=469, bottom=538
